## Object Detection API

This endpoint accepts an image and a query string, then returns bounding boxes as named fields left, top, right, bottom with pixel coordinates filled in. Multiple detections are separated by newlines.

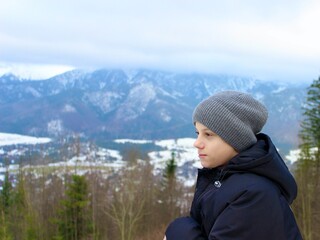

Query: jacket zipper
left=194, top=168, right=225, bottom=206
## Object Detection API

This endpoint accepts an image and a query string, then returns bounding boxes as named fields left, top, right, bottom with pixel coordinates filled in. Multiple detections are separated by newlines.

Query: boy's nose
left=193, top=138, right=204, bottom=149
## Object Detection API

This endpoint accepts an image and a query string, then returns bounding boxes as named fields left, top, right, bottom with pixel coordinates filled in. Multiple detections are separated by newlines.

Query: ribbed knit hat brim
left=192, top=91, right=268, bottom=152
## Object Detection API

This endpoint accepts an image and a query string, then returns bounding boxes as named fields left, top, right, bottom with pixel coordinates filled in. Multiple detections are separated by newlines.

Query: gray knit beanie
left=192, top=91, right=268, bottom=152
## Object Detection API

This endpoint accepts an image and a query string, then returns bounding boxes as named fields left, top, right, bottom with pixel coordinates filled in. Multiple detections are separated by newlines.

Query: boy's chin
left=200, top=161, right=213, bottom=169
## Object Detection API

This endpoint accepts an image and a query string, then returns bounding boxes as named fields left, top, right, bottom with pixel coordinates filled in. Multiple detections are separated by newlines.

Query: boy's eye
left=195, top=131, right=214, bottom=136
left=205, top=132, right=214, bottom=137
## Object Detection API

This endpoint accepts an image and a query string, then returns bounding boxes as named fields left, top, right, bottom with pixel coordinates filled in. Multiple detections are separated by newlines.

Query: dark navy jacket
left=165, top=134, right=302, bottom=239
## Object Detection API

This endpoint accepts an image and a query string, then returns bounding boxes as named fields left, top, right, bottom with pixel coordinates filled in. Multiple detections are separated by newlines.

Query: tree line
left=292, top=76, right=320, bottom=240
left=0, top=76, right=319, bottom=240
left=0, top=148, right=192, bottom=240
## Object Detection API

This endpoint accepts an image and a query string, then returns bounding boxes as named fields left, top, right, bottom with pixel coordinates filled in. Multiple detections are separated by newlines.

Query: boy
left=165, top=91, right=302, bottom=239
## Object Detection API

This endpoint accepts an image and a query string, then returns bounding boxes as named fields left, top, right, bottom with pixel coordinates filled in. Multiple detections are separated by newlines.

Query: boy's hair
left=192, top=91, right=268, bottom=152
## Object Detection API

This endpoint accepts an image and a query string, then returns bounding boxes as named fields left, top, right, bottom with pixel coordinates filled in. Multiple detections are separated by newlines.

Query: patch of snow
left=272, top=86, right=286, bottom=94
left=286, top=149, right=300, bottom=164
left=117, top=83, right=156, bottom=121
left=123, top=69, right=139, bottom=83
left=102, top=161, right=125, bottom=168
left=193, top=161, right=203, bottom=169
left=99, top=81, right=106, bottom=89
left=96, top=149, right=109, bottom=157
left=47, top=149, right=125, bottom=169
left=154, top=138, right=195, bottom=150
left=254, top=92, right=265, bottom=102
left=8, top=149, right=25, bottom=156
left=154, top=139, right=176, bottom=148
left=0, top=133, right=51, bottom=147
left=8, top=164, right=19, bottom=171
left=176, top=138, right=196, bottom=147
left=286, top=147, right=318, bottom=164
left=106, top=149, right=122, bottom=161
left=54, top=69, right=84, bottom=87
left=160, top=109, right=171, bottom=122
left=47, top=119, right=64, bottom=135
left=114, top=139, right=152, bottom=144
left=85, top=91, right=123, bottom=113
left=150, top=138, right=198, bottom=170
left=25, top=86, right=42, bottom=97
left=62, top=104, right=76, bottom=113
left=178, top=176, right=196, bottom=187
left=277, top=107, right=284, bottom=113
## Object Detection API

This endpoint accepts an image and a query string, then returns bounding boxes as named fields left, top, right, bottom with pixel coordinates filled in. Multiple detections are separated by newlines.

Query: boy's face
left=194, top=122, right=238, bottom=168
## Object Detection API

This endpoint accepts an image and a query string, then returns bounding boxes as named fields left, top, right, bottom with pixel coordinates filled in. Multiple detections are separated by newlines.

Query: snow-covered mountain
left=0, top=68, right=307, bottom=152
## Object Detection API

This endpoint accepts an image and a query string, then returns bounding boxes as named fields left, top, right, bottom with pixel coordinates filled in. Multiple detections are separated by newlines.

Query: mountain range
left=0, top=69, right=308, bottom=153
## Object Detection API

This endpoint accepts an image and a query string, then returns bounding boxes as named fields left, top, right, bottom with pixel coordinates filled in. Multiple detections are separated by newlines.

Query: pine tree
left=0, top=169, right=13, bottom=240
left=164, top=152, right=177, bottom=181
left=163, top=152, right=178, bottom=200
left=0, top=210, right=12, bottom=240
left=299, top=76, right=320, bottom=160
left=55, top=174, right=92, bottom=240
left=0, top=170, right=12, bottom=214
left=160, top=151, right=182, bottom=222
left=10, top=169, right=39, bottom=240
left=293, top=76, right=320, bottom=240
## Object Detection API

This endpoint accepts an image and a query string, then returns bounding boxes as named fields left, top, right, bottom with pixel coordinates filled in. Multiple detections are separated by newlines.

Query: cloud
left=0, top=62, right=74, bottom=80
left=0, top=0, right=319, bottom=82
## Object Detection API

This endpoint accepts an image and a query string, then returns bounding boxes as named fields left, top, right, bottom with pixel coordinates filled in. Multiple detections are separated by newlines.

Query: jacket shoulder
left=223, top=172, right=281, bottom=198
left=198, top=173, right=282, bottom=219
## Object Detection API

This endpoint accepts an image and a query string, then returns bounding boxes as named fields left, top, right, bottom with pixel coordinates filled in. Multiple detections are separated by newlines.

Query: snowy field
left=0, top=133, right=300, bottom=170
left=0, top=132, right=303, bottom=188
left=0, top=133, right=51, bottom=146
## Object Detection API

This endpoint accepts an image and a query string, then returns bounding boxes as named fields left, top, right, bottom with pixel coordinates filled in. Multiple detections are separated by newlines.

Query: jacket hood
left=224, top=133, right=297, bottom=204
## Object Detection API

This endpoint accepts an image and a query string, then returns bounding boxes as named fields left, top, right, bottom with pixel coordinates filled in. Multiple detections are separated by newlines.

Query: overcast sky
left=0, top=0, right=319, bottom=82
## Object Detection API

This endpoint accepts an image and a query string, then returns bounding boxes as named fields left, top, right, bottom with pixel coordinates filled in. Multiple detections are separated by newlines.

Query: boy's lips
left=198, top=153, right=207, bottom=158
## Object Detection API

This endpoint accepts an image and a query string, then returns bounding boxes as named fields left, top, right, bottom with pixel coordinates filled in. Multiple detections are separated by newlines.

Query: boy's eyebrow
left=195, top=127, right=212, bottom=132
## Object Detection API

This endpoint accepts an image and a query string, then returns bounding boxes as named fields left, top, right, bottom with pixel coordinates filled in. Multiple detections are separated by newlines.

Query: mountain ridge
left=0, top=68, right=307, bottom=152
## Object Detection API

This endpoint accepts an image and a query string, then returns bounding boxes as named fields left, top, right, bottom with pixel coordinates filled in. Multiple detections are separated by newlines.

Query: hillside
left=0, top=69, right=307, bottom=152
